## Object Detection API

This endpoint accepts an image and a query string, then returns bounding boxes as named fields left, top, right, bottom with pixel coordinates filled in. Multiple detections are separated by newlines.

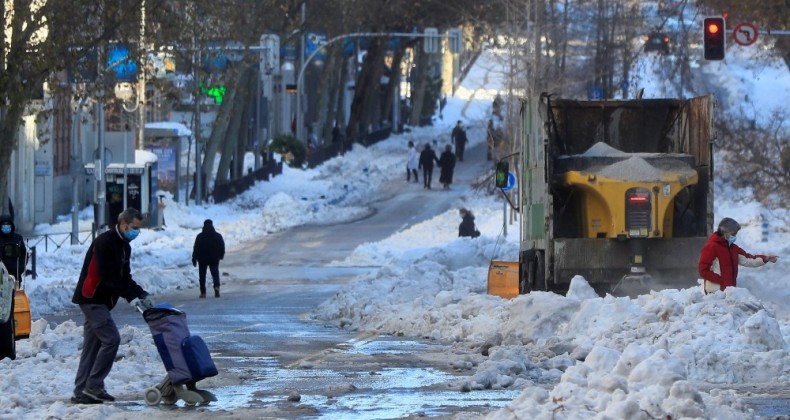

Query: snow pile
left=0, top=319, right=160, bottom=418
left=315, top=231, right=789, bottom=417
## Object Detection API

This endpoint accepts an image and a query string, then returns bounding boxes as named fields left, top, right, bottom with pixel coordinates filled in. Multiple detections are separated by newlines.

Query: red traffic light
left=703, top=17, right=726, bottom=60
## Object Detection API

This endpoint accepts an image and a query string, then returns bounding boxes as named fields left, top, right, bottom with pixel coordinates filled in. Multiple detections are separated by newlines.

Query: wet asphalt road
left=54, top=143, right=522, bottom=419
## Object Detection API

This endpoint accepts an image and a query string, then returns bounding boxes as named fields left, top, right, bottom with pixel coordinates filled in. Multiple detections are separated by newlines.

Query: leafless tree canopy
left=3, top=0, right=790, bottom=209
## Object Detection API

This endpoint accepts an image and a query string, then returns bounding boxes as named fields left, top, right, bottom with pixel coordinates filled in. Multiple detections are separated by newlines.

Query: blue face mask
left=124, top=228, right=140, bottom=242
left=726, top=235, right=737, bottom=245
left=1, top=225, right=10, bottom=235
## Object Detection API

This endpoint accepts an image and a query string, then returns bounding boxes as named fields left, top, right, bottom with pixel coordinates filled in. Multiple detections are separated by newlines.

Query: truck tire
left=0, top=297, right=16, bottom=361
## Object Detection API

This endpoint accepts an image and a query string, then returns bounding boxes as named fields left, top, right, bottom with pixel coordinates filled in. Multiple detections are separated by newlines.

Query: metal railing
left=27, top=231, right=94, bottom=253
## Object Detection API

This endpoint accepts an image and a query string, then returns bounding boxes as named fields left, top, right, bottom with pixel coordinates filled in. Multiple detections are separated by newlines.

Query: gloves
left=130, top=295, right=154, bottom=312
left=192, top=259, right=197, bottom=267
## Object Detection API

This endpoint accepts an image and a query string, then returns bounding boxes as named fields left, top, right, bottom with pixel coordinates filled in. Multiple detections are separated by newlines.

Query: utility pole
left=193, top=39, right=203, bottom=205
left=137, top=0, right=146, bottom=150
left=96, top=86, right=107, bottom=231
left=71, top=96, right=88, bottom=244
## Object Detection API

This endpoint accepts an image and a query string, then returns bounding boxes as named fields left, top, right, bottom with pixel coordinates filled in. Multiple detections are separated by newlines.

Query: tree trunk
left=346, top=37, right=385, bottom=141
left=202, top=71, right=239, bottom=187
left=410, top=47, right=430, bottom=126
left=359, top=39, right=386, bottom=135
left=217, top=66, right=253, bottom=183
left=320, top=45, right=344, bottom=144
left=381, top=46, right=404, bottom=127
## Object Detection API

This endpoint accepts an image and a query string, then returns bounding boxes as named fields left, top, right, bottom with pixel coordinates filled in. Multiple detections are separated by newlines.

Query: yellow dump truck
left=495, top=93, right=714, bottom=295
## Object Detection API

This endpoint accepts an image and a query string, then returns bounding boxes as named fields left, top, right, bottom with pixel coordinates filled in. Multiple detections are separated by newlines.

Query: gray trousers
left=73, top=304, right=120, bottom=395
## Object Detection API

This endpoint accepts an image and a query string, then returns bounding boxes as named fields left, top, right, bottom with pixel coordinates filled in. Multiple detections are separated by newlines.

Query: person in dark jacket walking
left=192, top=219, right=226, bottom=298
left=0, top=214, right=27, bottom=280
left=418, top=144, right=440, bottom=189
left=451, top=121, right=468, bottom=162
left=458, top=208, right=480, bottom=238
left=438, top=145, right=456, bottom=190
left=71, top=208, right=152, bottom=404
left=699, top=217, right=777, bottom=293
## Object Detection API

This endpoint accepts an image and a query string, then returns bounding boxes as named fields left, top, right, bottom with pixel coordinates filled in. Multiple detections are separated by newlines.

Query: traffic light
left=495, top=161, right=509, bottom=188
left=703, top=17, right=726, bottom=60
left=200, top=83, right=226, bottom=104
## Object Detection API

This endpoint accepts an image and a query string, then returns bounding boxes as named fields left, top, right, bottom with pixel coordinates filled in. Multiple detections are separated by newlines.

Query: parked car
left=644, top=32, right=672, bottom=54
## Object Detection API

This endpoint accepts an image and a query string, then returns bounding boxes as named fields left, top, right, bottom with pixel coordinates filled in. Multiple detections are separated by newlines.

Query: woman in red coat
left=698, top=217, right=778, bottom=293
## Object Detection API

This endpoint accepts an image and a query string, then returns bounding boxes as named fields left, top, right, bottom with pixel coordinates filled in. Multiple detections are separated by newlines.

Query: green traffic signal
left=199, top=82, right=226, bottom=104
left=495, top=161, right=509, bottom=188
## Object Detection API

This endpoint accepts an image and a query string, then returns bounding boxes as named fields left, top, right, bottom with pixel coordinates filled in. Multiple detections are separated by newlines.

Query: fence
left=212, top=158, right=283, bottom=204
left=27, top=230, right=94, bottom=252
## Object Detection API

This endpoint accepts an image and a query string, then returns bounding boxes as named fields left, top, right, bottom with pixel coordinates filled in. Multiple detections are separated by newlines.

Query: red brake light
left=628, top=196, right=649, bottom=203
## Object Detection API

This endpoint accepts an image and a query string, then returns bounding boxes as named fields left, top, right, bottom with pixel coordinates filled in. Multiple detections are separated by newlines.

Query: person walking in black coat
left=71, top=208, right=152, bottom=404
left=438, top=145, right=456, bottom=190
left=458, top=208, right=480, bottom=238
left=418, top=144, right=440, bottom=189
left=192, top=219, right=226, bottom=298
left=0, top=214, right=27, bottom=280
left=451, top=121, right=469, bottom=162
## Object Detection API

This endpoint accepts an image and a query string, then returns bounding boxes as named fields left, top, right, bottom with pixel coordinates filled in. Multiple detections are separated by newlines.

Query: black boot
left=214, top=287, right=220, bottom=298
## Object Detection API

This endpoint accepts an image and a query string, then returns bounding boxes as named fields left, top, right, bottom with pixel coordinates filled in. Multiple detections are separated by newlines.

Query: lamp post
left=121, top=100, right=140, bottom=210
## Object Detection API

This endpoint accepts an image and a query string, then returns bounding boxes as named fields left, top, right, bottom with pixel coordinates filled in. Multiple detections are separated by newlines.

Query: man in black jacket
left=71, top=208, right=152, bottom=404
left=0, top=214, right=27, bottom=280
left=192, top=219, right=225, bottom=298
left=451, top=121, right=468, bottom=162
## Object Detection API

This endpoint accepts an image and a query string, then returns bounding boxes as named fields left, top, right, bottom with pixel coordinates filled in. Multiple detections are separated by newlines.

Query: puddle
left=125, top=340, right=522, bottom=417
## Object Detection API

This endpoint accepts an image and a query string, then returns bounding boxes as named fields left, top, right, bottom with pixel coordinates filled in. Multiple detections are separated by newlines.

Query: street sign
left=733, top=22, right=759, bottom=46
left=107, top=43, right=138, bottom=82
left=305, top=32, right=327, bottom=64
left=501, top=172, right=517, bottom=192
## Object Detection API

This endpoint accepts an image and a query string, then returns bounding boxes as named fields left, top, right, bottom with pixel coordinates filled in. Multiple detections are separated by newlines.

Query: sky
left=4, top=17, right=790, bottom=420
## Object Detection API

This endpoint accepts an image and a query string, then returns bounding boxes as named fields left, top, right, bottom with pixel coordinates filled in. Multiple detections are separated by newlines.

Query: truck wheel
left=0, top=297, right=16, bottom=361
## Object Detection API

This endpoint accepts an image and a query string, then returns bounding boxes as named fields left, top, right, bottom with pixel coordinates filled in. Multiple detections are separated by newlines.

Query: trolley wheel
left=144, top=387, right=162, bottom=405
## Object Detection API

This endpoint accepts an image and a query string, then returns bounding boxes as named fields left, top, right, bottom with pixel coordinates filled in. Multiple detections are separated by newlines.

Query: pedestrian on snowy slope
left=451, top=120, right=468, bottom=162
left=458, top=208, right=480, bottom=238
left=438, top=144, right=456, bottom=190
left=419, top=143, right=440, bottom=189
left=192, top=219, right=226, bottom=298
left=698, top=217, right=777, bottom=293
left=407, top=141, right=419, bottom=183
left=71, top=208, right=152, bottom=404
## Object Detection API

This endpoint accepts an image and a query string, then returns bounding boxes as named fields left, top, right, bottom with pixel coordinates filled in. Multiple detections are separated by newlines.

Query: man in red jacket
left=699, top=217, right=778, bottom=293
